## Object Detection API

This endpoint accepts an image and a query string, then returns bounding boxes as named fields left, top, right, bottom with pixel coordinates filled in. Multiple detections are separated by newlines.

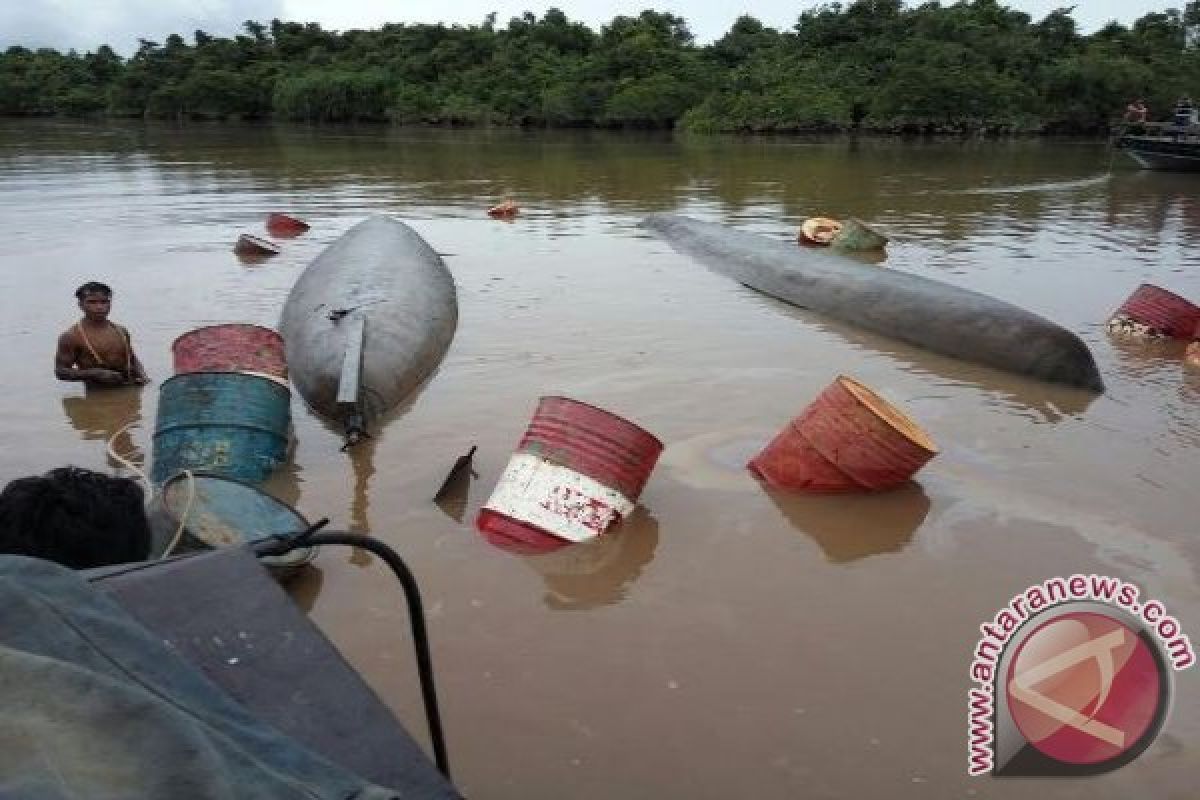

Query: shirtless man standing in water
left=55, top=282, right=148, bottom=386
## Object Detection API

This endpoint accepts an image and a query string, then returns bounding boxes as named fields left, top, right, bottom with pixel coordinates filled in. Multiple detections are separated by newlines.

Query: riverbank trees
left=1, top=2, right=1197, bottom=133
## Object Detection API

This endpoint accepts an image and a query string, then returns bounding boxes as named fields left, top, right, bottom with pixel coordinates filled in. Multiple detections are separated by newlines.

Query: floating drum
left=266, top=212, right=310, bottom=237
left=748, top=376, right=937, bottom=493
left=151, top=372, right=291, bottom=484
left=798, top=217, right=843, bottom=246
left=172, top=324, right=288, bottom=381
left=830, top=218, right=888, bottom=252
left=487, top=199, right=519, bottom=219
left=149, top=472, right=313, bottom=577
left=1108, top=283, right=1200, bottom=340
left=234, top=233, right=280, bottom=256
left=477, top=397, right=663, bottom=552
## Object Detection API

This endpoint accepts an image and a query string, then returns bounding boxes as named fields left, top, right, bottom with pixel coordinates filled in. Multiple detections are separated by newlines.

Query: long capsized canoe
left=642, top=214, right=1104, bottom=392
left=280, top=215, right=458, bottom=443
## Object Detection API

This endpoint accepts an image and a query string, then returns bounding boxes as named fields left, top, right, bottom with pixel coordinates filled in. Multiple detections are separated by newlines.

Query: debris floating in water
left=831, top=218, right=889, bottom=252
left=487, top=198, right=520, bottom=219
left=266, top=212, right=310, bottom=237
left=234, top=233, right=280, bottom=257
left=748, top=375, right=937, bottom=493
left=1108, top=283, right=1200, bottom=340
left=797, top=217, right=842, bottom=246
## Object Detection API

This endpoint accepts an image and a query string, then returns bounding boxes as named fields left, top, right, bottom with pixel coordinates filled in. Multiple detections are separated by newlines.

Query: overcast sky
left=0, top=1, right=1179, bottom=55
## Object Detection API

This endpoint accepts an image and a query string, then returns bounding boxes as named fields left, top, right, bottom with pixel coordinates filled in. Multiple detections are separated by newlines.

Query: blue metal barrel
left=148, top=472, right=314, bottom=576
left=151, top=372, right=291, bottom=484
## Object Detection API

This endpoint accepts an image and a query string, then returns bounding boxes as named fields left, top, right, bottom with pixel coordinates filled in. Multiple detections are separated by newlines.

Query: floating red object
left=487, top=199, right=519, bottom=218
left=266, top=213, right=310, bottom=237
left=172, top=324, right=287, bottom=381
left=1111, top=283, right=1200, bottom=339
left=748, top=376, right=938, bottom=493
left=477, top=397, right=662, bottom=549
left=234, top=233, right=280, bottom=256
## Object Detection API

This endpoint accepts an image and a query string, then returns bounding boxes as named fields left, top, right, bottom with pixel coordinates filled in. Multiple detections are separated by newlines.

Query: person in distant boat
left=1174, top=96, right=1196, bottom=127
left=0, top=466, right=152, bottom=569
left=55, top=281, right=148, bottom=386
left=1124, top=98, right=1148, bottom=124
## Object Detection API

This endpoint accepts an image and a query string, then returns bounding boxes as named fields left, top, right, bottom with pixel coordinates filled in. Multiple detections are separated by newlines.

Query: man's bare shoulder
left=57, top=326, right=83, bottom=347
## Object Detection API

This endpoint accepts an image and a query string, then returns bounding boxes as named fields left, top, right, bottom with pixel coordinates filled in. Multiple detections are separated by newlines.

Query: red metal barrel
left=1112, top=283, right=1200, bottom=339
left=267, top=213, right=310, bottom=237
left=748, top=376, right=937, bottom=492
left=172, top=324, right=287, bottom=380
left=477, top=397, right=663, bottom=550
left=234, top=233, right=280, bottom=256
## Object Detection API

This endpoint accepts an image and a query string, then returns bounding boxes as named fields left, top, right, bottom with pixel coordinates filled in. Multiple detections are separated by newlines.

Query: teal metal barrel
left=152, top=372, right=291, bottom=484
left=148, top=472, right=314, bottom=576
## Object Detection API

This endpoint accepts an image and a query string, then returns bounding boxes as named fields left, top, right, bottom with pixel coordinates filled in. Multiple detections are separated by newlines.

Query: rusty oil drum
left=748, top=376, right=938, bottom=493
left=149, top=472, right=313, bottom=577
left=172, top=324, right=288, bottom=381
left=1111, top=283, right=1200, bottom=339
left=151, top=372, right=291, bottom=485
left=477, top=397, right=663, bottom=553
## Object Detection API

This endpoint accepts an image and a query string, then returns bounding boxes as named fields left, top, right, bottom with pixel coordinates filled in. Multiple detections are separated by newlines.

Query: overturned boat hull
left=280, top=216, right=458, bottom=440
left=642, top=214, right=1103, bottom=392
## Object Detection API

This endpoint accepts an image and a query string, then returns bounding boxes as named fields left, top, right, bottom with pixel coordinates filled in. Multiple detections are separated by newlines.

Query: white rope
left=160, top=469, right=196, bottom=559
left=106, top=417, right=152, bottom=497
left=105, top=420, right=195, bottom=560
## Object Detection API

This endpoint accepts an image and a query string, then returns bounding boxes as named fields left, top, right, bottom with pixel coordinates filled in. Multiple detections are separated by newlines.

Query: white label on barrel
left=483, top=453, right=635, bottom=543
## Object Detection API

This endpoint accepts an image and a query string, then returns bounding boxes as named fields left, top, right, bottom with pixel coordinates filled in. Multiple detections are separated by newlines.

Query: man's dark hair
left=75, top=282, right=113, bottom=301
left=0, top=467, right=151, bottom=569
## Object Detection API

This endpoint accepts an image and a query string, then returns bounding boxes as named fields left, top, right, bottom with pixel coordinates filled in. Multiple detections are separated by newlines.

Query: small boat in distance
left=1116, top=122, right=1200, bottom=172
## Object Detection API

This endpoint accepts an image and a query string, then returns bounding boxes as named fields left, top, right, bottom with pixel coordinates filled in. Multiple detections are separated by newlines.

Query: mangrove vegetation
left=2, top=1, right=1198, bottom=133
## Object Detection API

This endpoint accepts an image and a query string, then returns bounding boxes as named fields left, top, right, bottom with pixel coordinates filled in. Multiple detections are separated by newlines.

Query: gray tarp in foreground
left=0, top=555, right=402, bottom=799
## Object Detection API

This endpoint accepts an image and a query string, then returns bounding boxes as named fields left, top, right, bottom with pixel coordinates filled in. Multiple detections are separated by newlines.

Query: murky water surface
left=2, top=121, right=1198, bottom=798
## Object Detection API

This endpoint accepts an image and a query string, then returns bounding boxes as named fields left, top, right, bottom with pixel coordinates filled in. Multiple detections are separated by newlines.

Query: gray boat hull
left=280, top=216, right=458, bottom=435
left=642, top=214, right=1103, bottom=392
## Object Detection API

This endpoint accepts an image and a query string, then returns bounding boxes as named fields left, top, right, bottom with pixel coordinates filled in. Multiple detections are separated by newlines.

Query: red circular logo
left=1006, top=611, right=1164, bottom=766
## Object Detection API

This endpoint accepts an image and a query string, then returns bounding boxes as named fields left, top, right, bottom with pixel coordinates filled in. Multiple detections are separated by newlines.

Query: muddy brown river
left=1, top=120, right=1197, bottom=798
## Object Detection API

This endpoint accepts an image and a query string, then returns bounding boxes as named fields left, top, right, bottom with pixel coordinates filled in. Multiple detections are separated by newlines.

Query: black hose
left=253, top=529, right=451, bottom=779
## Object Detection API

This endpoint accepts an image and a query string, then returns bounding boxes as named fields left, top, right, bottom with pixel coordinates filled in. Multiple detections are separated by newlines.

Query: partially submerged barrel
left=149, top=472, right=313, bottom=576
left=1108, top=283, right=1200, bottom=339
left=748, top=376, right=938, bottom=492
left=172, top=324, right=288, bottom=380
left=235, top=233, right=280, bottom=256
left=151, top=372, right=291, bottom=484
left=477, top=397, right=663, bottom=552
left=266, top=212, right=310, bottom=237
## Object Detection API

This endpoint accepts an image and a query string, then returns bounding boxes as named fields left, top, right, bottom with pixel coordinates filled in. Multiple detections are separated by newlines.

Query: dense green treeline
left=2, top=1, right=1199, bottom=133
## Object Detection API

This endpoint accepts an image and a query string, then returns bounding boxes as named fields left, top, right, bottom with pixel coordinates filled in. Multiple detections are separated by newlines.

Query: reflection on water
left=765, top=482, right=930, bottom=563
left=60, top=385, right=145, bottom=470
left=502, top=508, right=659, bottom=611
left=286, top=564, right=325, bottom=614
